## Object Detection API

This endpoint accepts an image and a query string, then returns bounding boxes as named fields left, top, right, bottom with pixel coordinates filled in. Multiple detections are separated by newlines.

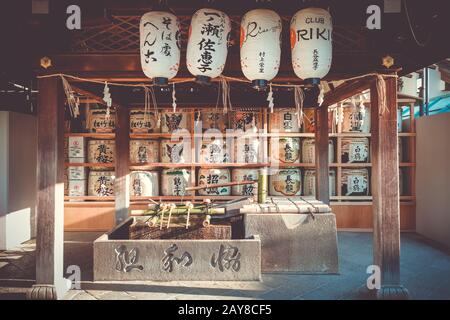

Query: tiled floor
left=0, top=232, right=449, bottom=300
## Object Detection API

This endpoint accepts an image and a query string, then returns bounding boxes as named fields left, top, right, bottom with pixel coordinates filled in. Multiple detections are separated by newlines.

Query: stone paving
left=0, top=232, right=449, bottom=300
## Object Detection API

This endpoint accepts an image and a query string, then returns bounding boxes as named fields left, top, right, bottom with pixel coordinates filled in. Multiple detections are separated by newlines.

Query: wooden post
left=370, top=75, right=409, bottom=299
left=315, top=105, right=330, bottom=204
left=114, top=105, right=130, bottom=225
left=28, top=77, right=70, bottom=300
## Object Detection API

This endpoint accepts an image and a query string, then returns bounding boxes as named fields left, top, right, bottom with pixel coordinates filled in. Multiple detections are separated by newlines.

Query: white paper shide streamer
left=140, top=11, right=181, bottom=85
left=186, top=8, right=231, bottom=83
left=291, top=8, right=333, bottom=84
left=240, top=9, right=282, bottom=90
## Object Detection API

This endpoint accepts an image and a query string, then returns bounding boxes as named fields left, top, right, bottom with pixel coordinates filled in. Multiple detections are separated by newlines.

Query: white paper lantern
left=240, top=9, right=282, bottom=90
left=291, top=8, right=332, bottom=84
left=140, top=11, right=181, bottom=85
left=186, top=8, right=231, bottom=83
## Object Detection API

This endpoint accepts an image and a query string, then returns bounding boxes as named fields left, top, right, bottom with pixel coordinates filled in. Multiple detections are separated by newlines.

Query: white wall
left=416, top=112, right=450, bottom=248
left=0, top=111, right=37, bottom=250
left=0, top=112, right=9, bottom=249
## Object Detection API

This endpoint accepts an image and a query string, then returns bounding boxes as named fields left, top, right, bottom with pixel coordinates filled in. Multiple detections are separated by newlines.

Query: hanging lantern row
left=140, top=7, right=333, bottom=89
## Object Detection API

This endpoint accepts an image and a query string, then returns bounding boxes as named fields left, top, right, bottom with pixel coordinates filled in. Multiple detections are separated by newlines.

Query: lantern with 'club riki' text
left=291, top=7, right=333, bottom=85
left=240, top=9, right=282, bottom=90
left=140, top=11, right=181, bottom=86
left=186, top=8, right=231, bottom=84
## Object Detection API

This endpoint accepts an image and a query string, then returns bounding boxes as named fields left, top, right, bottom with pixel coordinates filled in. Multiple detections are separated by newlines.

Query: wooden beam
left=322, top=78, right=372, bottom=107
left=315, top=105, right=330, bottom=204
left=71, top=84, right=121, bottom=109
left=28, top=77, right=69, bottom=300
left=114, top=105, right=130, bottom=225
left=370, top=75, right=409, bottom=299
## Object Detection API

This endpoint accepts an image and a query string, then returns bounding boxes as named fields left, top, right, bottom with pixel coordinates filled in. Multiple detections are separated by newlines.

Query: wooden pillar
left=315, top=105, right=330, bottom=204
left=370, top=75, right=409, bottom=299
left=114, top=105, right=130, bottom=225
left=28, top=77, right=70, bottom=300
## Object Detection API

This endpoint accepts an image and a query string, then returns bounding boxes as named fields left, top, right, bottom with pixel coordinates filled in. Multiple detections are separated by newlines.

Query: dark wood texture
left=34, top=77, right=66, bottom=295
left=370, top=76, right=401, bottom=286
left=114, top=105, right=130, bottom=225
left=315, top=105, right=330, bottom=204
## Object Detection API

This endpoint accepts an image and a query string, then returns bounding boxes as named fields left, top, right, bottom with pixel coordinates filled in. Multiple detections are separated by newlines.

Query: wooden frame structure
left=29, top=66, right=410, bottom=299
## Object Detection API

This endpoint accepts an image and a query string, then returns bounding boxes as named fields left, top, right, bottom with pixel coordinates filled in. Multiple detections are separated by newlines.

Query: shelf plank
left=64, top=133, right=115, bottom=139
left=65, top=196, right=115, bottom=201
left=65, top=163, right=115, bottom=168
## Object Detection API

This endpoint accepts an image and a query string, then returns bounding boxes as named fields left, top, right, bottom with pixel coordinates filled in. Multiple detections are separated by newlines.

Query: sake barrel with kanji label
left=199, top=110, right=227, bottom=132
left=161, top=168, right=191, bottom=196
left=230, top=111, right=262, bottom=133
left=87, top=140, right=115, bottom=170
left=129, top=171, right=159, bottom=197
left=198, top=168, right=231, bottom=196
left=88, top=171, right=115, bottom=197
left=269, top=168, right=302, bottom=196
left=341, top=137, right=370, bottom=163
left=160, top=139, right=192, bottom=163
left=130, top=140, right=159, bottom=164
left=341, top=104, right=371, bottom=133
left=87, top=109, right=116, bottom=133
left=231, top=168, right=259, bottom=197
left=234, top=137, right=261, bottom=163
left=341, top=168, right=370, bottom=196
left=68, top=180, right=87, bottom=197
left=303, top=169, right=336, bottom=197
left=270, top=137, right=300, bottom=163
left=161, top=111, right=190, bottom=133
left=129, top=109, right=160, bottom=133
left=269, top=109, right=301, bottom=133
left=199, top=138, right=229, bottom=163
left=301, top=138, right=334, bottom=163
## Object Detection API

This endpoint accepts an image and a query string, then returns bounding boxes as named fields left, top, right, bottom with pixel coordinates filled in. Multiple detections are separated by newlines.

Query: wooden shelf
left=65, top=163, right=115, bottom=168
left=398, top=132, right=416, bottom=137
left=65, top=196, right=115, bottom=201
left=64, top=132, right=115, bottom=139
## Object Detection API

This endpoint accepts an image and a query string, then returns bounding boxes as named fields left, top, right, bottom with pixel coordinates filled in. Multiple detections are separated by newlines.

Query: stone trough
left=93, top=218, right=261, bottom=281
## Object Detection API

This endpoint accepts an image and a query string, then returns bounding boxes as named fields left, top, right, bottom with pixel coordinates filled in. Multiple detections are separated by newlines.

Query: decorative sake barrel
left=87, top=140, right=115, bottom=170
left=301, top=138, right=334, bottom=163
left=87, top=109, right=116, bottom=133
left=130, top=140, right=159, bottom=164
left=130, top=109, right=160, bottom=133
left=199, top=110, right=227, bottom=132
left=230, top=111, right=261, bottom=133
left=302, top=109, right=334, bottom=133
left=342, top=103, right=371, bottom=133
left=341, top=138, right=370, bottom=163
left=129, top=171, right=159, bottom=197
left=161, top=169, right=191, bottom=196
left=234, top=138, right=261, bottom=163
left=199, top=138, right=229, bottom=163
left=88, top=171, right=115, bottom=197
left=160, top=139, right=191, bottom=163
left=161, top=111, right=189, bottom=133
left=231, top=169, right=258, bottom=197
left=270, top=137, right=300, bottom=163
left=269, top=109, right=301, bottom=133
left=341, top=168, right=370, bottom=196
left=303, top=169, right=336, bottom=197
left=269, top=168, right=302, bottom=196
left=198, top=168, right=231, bottom=196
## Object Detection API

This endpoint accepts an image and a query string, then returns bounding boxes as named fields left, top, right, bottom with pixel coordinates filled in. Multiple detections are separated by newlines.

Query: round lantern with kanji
left=290, top=7, right=333, bottom=84
left=140, top=11, right=181, bottom=85
left=186, top=8, right=231, bottom=83
left=240, top=9, right=282, bottom=90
